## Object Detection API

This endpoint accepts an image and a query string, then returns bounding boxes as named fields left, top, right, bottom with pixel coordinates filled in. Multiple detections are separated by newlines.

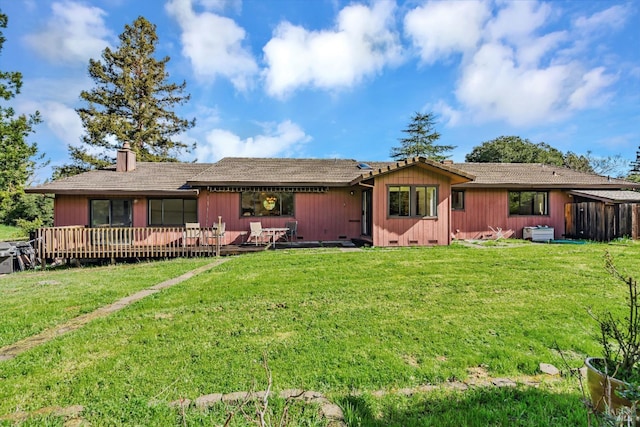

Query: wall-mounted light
left=349, top=190, right=355, bottom=196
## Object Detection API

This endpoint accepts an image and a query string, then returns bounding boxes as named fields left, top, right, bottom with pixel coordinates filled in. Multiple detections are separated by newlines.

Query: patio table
left=262, top=227, right=289, bottom=249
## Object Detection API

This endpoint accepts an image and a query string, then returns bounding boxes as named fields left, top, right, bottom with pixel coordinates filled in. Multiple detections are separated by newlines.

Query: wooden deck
left=35, top=226, right=239, bottom=262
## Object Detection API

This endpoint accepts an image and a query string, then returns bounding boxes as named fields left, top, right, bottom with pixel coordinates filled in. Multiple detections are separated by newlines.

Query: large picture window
left=509, top=191, right=548, bottom=216
left=388, top=185, right=437, bottom=217
left=149, top=198, right=197, bottom=225
left=90, top=199, right=132, bottom=227
left=241, top=191, right=294, bottom=217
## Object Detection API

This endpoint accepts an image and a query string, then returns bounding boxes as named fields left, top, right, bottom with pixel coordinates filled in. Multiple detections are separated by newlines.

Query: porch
left=34, top=225, right=261, bottom=263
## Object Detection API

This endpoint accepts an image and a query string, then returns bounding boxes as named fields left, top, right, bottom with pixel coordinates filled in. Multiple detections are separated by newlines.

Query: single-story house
left=27, top=144, right=640, bottom=253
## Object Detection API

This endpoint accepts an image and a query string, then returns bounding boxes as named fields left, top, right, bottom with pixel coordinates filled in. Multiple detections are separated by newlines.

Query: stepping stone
left=539, top=363, right=560, bottom=376
left=492, top=378, right=516, bottom=387
left=194, top=393, right=223, bottom=409
left=168, top=399, right=191, bottom=409
left=279, top=389, right=305, bottom=399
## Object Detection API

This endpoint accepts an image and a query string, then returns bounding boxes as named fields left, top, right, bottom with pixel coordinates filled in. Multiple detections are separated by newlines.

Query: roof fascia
left=188, top=180, right=348, bottom=188
left=24, top=189, right=199, bottom=197
left=453, top=183, right=640, bottom=190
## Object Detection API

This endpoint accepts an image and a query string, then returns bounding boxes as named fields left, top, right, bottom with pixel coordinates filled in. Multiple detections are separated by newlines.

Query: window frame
left=148, top=198, right=198, bottom=226
left=240, top=191, right=295, bottom=218
left=508, top=191, right=549, bottom=216
left=387, top=185, right=438, bottom=218
left=89, top=199, right=132, bottom=228
left=451, top=189, right=465, bottom=211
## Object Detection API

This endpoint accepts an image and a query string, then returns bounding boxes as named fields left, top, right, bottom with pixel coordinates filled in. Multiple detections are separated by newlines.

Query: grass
left=1, top=242, right=639, bottom=425
left=0, top=258, right=215, bottom=347
left=0, top=224, right=25, bottom=241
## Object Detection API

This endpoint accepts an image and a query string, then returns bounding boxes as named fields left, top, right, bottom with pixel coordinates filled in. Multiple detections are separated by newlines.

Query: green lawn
left=0, top=224, right=25, bottom=241
left=1, top=242, right=638, bottom=425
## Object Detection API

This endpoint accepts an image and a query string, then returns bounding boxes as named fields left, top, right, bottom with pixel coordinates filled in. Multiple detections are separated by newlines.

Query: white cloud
left=263, top=0, right=402, bottom=98
left=196, top=120, right=311, bottom=161
left=568, top=67, right=616, bottom=110
left=17, top=99, right=83, bottom=150
left=405, top=0, right=619, bottom=126
left=165, top=0, right=258, bottom=91
left=574, top=4, right=629, bottom=33
left=456, top=43, right=573, bottom=126
left=485, top=1, right=552, bottom=43
left=23, top=1, right=112, bottom=65
left=404, top=0, right=489, bottom=63
left=40, top=102, right=84, bottom=148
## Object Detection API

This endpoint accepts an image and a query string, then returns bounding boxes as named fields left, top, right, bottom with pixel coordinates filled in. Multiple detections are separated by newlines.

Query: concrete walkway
left=0, top=258, right=230, bottom=361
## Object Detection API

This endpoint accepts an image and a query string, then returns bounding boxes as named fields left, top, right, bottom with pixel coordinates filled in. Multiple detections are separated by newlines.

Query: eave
left=453, top=183, right=640, bottom=190
left=24, top=189, right=200, bottom=197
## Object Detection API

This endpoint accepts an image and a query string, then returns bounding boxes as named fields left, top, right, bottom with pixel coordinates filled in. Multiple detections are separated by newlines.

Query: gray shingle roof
left=452, top=163, right=639, bottom=189
left=27, top=159, right=640, bottom=195
left=188, top=158, right=395, bottom=187
left=26, top=163, right=212, bottom=195
left=569, top=190, right=640, bottom=203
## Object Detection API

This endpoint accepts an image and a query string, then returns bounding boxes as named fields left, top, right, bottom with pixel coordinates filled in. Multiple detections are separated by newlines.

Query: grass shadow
left=338, top=384, right=587, bottom=427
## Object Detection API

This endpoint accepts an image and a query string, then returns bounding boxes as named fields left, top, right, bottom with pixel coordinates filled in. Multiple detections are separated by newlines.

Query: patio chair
left=184, top=222, right=201, bottom=246
left=247, top=222, right=264, bottom=246
left=284, top=221, right=298, bottom=245
left=215, top=222, right=226, bottom=245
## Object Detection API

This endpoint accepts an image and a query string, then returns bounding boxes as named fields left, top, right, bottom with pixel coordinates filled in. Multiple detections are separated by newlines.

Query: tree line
left=1, top=11, right=636, bottom=233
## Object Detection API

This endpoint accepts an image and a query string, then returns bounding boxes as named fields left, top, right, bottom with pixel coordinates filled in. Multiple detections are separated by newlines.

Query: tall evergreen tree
left=390, top=112, right=455, bottom=162
left=0, top=11, right=47, bottom=224
left=56, top=16, right=195, bottom=177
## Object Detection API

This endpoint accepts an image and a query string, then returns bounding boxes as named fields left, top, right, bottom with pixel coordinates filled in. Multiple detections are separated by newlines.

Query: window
left=388, top=185, right=437, bottom=217
left=241, top=191, right=294, bottom=217
left=451, top=190, right=465, bottom=210
left=90, top=199, right=132, bottom=227
left=148, top=198, right=197, bottom=225
left=509, top=191, right=548, bottom=216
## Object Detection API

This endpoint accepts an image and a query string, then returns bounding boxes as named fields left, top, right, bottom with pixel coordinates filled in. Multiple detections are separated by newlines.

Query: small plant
left=589, top=251, right=640, bottom=383
left=15, top=217, right=43, bottom=236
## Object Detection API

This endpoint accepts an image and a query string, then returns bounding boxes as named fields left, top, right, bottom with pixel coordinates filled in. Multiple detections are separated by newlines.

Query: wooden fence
left=564, top=202, right=640, bottom=242
left=35, top=226, right=224, bottom=261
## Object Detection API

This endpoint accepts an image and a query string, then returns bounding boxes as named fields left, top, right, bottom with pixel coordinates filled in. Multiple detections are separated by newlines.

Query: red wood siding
left=451, top=189, right=571, bottom=239
left=133, top=199, right=147, bottom=227
left=371, top=167, right=452, bottom=247
left=196, top=189, right=362, bottom=244
left=55, top=195, right=147, bottom=227
left=54, top=195, right=89, bottom=226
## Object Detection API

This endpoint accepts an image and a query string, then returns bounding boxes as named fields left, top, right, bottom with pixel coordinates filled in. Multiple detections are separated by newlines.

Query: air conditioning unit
left=523, top=226, right=554, bottom=242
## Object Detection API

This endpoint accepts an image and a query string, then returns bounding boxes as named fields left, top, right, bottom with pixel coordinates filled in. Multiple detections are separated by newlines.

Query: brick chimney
left=116, top=142, right=136, bottom=172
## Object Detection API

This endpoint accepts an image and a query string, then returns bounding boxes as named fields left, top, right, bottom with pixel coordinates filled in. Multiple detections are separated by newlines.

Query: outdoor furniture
left=184, top=222, right=201, bottom=246
left=247, top=222, right=264, bottom=245
left=284, top=221, right=298, bottom=245
left=262, top=227, right=289, bottom=249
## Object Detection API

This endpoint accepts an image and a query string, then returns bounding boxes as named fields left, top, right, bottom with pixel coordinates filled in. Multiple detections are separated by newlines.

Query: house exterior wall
left=198, top=188, right=362, bottom=244
left=451, top=188, right=571, bottom=239
left=54, top=195, right=147, bottom=227
left=54, top=195, right=89, bottom=226
left=371, top=167, right=452, bottom=247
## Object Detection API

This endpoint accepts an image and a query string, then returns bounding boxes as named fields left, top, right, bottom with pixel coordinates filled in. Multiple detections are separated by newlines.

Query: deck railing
left=35, top=226, right=224, bottom=261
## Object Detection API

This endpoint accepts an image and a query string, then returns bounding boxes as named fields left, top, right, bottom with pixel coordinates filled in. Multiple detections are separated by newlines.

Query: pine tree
left=57, top=16, right=195, bottom=176
left=390, top=112, right=454, bottom=162
left=0, top=11, right=47, bottom=224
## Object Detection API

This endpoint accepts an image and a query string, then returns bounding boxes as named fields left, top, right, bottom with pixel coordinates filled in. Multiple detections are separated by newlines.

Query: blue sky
left=3, top=0, right=639, bottom=181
